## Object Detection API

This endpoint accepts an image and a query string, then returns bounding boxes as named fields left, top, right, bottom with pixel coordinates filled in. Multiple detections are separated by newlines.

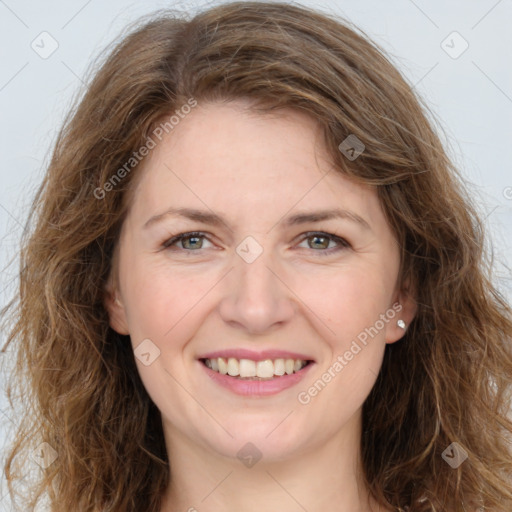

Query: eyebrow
left=143, top=207, right=372, bottom=231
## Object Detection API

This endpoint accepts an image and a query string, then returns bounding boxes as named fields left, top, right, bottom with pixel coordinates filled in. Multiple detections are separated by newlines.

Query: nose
left=218, top=244, right=296, bottom=335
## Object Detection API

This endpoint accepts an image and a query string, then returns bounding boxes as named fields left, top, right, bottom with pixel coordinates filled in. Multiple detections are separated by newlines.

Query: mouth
left=197, top=352, right=315, bottom=397
left=200, top=357, right=313, bottom=380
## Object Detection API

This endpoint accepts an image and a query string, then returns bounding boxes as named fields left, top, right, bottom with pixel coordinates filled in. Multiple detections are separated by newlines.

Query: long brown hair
left=2, top=2, right=511, bottom=511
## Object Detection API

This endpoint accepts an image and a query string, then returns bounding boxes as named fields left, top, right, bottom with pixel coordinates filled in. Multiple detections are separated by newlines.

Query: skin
left=105, top=99, right=416, bottom=512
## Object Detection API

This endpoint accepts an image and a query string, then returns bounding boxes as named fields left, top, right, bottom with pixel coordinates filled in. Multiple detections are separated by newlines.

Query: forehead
left=126, top=100, right=380, bottom=228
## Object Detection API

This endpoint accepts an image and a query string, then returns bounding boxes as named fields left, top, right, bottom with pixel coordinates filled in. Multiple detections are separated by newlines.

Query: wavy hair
left=2, top=2, right=512, bottom=511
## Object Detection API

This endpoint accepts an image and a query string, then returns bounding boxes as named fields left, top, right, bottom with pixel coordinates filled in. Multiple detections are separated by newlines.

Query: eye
left=161, top=231, right=351, bottom=255
left=162, top=231, right=212, bottom=251
left=296, top=231, right=351, bottom=255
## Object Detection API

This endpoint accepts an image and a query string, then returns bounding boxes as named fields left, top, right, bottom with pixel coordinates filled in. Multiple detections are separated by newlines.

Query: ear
left=385, top=278, right=417, bottom=344
left=103, top=275, right=130, bottom=335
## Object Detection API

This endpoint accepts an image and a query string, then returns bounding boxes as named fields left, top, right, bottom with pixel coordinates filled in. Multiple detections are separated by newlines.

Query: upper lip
left=198, top=349, right=315, bottom=362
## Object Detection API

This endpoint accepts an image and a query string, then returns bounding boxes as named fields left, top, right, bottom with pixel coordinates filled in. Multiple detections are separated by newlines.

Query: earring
left=397, top=319, right=406, bottom=329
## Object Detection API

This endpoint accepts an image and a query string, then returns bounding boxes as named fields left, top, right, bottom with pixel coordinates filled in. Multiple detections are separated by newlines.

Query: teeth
left=227, top=357, right=239, bottom=376
left=256, top=360, right=274, bottom=378
left=239, top=359, right=256, bottom=377
left=218, top=357, right=228, bottom=375
left=274, top=358, right=285, bottom=376
left=203, top=357, right=309, bottom=379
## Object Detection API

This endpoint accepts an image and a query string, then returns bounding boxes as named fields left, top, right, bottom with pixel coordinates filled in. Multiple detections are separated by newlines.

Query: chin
left=204, top=418, right=309, bottom=463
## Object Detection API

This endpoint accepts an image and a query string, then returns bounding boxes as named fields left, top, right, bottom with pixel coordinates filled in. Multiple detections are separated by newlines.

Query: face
left=105, top=99, right=415, bottom=462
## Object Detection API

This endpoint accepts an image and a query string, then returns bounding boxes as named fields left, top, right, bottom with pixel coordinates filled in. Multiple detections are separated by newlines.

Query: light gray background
left=1, top=0, right=511, bottom=509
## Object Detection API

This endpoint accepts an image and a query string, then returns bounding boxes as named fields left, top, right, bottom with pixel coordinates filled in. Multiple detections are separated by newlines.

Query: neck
left=159, top=411, right=389, bottom=512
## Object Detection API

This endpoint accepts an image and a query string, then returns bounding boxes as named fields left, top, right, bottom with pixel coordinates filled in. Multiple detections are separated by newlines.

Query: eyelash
left=161, top=231, right=351, bottom=256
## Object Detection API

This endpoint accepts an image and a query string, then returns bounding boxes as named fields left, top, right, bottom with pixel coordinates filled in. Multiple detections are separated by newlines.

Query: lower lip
left=200, top=361, right=314, bottom=397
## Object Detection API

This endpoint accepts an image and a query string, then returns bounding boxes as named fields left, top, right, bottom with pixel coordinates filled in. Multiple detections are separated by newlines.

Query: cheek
left=297, top=266, right=390, bottom=403
left=304, top=264, right=392, bottom=343
left=122, top=251, right=393, bottom=350
left=121, top=258, right=219, bottom=344
left=119, top=260, right=221, bottom=422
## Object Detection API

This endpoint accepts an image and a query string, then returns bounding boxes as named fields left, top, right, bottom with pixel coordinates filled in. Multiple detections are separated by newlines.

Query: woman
left=2, top=2, right=511, bottom=511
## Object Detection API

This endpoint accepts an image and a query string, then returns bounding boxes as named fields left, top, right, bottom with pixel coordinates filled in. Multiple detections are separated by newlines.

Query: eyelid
left=161, top=231, right=210, bottom=249
left=162, top=230, right=351, bottom=254
left=296, top=231, right=351, bottom=249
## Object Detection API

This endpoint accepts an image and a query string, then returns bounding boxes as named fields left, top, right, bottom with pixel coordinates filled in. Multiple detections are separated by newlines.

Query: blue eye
left=162, top=231, right=351, bottom=255
left=162, top=232, right=211, bottom=251
left=297, top=232, right=351, bottom=255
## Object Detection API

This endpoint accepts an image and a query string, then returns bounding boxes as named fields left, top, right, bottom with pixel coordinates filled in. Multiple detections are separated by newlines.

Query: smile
left=198, top=351, right=315, bottom=397
left=201, top=357, right=311, bottom=379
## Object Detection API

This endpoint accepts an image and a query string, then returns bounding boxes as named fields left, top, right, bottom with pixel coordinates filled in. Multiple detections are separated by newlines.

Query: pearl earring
left=397, top=319, right=406, bottom=329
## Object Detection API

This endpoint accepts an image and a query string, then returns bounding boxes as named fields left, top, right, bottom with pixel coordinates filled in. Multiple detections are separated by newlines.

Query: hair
left=2, top=1, right=511, bottom=511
